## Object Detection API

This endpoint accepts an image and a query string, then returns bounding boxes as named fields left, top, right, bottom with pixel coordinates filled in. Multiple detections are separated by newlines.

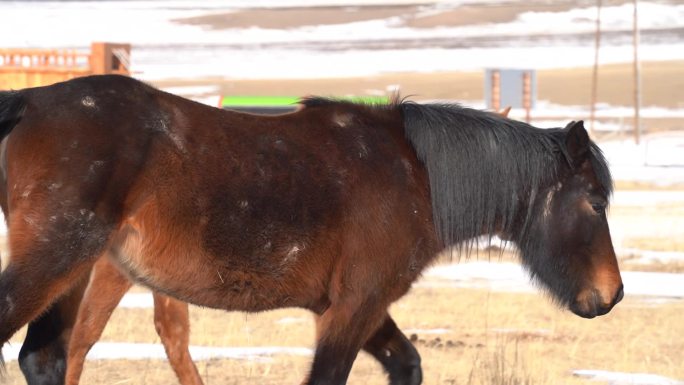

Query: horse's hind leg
left=18, top=277, right=88, bottom=385
left=153, top=293, right=203, bottom=385
left=363, top=315, right=422, bottom=385
left=0, top=211, right=110, bottom=348
left=65, top=257, right=132, bottom=385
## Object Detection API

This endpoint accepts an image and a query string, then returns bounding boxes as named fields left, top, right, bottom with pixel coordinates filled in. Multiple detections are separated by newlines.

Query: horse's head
left=516, top=121, right=623, bottom=319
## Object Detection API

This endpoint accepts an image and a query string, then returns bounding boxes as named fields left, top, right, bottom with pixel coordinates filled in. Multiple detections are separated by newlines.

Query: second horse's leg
left=362, top=314, right=422, bottom=385
left=153, top=293, right=203, bottom=385
left=18, top=277, right=88, bottom=385
left=304, top=299, right=389, bottom=385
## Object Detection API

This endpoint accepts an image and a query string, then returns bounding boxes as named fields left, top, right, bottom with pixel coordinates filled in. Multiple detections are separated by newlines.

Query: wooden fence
left=0, top=42, right=130, bottom=90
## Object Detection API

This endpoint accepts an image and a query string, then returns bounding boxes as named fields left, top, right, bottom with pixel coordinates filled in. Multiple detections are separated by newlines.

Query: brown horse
left=0, top=75, right=622, bottom=385
left=18, top=104, right=518, bottom=385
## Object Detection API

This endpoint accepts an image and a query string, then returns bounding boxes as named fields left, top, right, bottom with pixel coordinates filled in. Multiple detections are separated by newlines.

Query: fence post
left=491, top=70, right=501, bottom=111
left=523, top=71, right=531, bottom=123
left=90, top=42, right=131, bottom=75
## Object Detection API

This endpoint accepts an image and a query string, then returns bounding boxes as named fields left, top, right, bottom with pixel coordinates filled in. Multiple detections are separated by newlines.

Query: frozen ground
left=1, top=1, right=682, bottom=79
left=421, top=262, right=684, bottom=300
left=2, top=261, right=681, bottom=385
left=574, top=370, right=684, bottom=385
left=601, top=135, right=684, bottom=185
left=1, top=342, right=313, bottom=362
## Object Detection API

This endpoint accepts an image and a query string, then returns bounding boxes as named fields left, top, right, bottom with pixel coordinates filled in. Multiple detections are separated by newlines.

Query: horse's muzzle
left=570, top=284, right=624, bottom=319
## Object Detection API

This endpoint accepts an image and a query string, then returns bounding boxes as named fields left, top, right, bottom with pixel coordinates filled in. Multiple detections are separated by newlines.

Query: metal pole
left=590, top=0, right=602, bottom=135
left=633, top=0, right=641, bottom=144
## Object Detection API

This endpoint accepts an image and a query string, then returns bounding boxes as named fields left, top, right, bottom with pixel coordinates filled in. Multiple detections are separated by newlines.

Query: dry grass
left=3, top=282, right=683, bottom=385
left=614, top=181, right=684, bottom=192
left=466, top=338, right=546, bottom=385
left=622, top=237, right=684, bottom=253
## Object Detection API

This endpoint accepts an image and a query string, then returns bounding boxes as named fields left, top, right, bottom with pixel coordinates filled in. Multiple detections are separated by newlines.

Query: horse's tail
left=0, top=90, right=24, bottom=375
left=0, top=90, right=26, bottom=142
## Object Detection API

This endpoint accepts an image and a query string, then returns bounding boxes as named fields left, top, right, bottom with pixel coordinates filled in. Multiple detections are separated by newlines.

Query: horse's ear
left=565, top=120, right=590, bottom=164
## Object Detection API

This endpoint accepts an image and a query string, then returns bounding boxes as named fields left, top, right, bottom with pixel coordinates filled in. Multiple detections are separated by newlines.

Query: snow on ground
left=402, top=328, right=451, bottom=335
left=611, top=191, right=684, bottom=206
left=118, top=292, right=155, bottom=308
left=1, top=342, right=312, bottom=362
left=1, top=1, right=682, bottom=79
left=133, top=43, right=684, bottom=81
left=420, top=262, right=684, bottom=300
left=620, top=249, right=684, bottom=265
left=574, top=369, right=684, bottom=385
left=3, top=1, right=681, bottom=48
left=160, top=85, right=221, bottom=96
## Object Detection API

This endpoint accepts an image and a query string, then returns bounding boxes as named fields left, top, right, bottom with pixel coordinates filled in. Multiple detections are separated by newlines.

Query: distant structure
left=590, top=0, right=641, bottom=143
left=0, top=42, right=130, bottom=90
left=484, top=68, right=536, bottom=123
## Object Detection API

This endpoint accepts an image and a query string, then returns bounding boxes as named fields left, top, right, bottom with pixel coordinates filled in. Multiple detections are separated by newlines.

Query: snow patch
left=403, top=328, right=451, bottom=335
left=1, top=342, right=312, bottom=363
left=574, top=369, right=684, bottom=385
left=1, top=1, right=682, bottom=79
left=421, top=262, right=684, bottom=300
left=118, top=292, right=154, bottom=308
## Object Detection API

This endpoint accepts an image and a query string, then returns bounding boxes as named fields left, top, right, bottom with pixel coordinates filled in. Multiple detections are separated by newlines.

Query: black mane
left=399, top=102, right=612, bottom=249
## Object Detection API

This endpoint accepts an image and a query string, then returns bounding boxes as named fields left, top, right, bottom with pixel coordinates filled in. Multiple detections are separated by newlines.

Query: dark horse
left=0, top=75, right=622, bottom=385
left=20, top=106, right=517, bottom=385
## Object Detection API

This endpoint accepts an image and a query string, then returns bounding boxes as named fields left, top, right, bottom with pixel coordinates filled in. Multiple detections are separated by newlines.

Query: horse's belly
left=111, top=218, right=325, bottom=312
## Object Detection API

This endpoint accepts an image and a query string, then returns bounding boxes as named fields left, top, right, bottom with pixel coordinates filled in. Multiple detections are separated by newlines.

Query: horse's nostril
left=613, top=284, right=625, bottom=305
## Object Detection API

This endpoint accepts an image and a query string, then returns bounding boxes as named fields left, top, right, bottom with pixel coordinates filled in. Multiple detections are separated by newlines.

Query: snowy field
left=1, top=342, right=313, bottom=363
left=421, top=262, right=684, bottom=300
left=1, top=2, right=682, bottom=384
left=1, top=1, right=683, bottom=79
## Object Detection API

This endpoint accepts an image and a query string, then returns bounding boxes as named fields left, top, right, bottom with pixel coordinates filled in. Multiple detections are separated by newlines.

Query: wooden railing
left=0, top=49, right=90, bottom=70
left=0, top=42, right=130, bottom=90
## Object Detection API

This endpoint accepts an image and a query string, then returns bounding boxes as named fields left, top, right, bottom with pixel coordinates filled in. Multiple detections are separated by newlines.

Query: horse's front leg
left=65, top=257, right=132, bottom=385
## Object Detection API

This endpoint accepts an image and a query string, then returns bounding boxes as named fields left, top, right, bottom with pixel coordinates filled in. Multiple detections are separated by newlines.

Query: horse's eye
left=591, top=203, right=606, bottom=215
